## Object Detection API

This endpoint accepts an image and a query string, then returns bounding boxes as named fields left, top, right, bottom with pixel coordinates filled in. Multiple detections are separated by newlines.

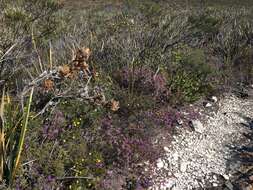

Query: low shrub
left=168, top=47, right=214, bottom=104
left=113, top=66, right=169, bottom=100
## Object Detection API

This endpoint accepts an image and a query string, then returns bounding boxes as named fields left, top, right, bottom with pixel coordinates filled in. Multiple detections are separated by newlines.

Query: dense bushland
left=0, top=0, right=253, bottom=189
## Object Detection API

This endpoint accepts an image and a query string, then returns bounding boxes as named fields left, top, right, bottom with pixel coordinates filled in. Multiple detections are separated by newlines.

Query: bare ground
left=152, top=94, right=253, bottom=190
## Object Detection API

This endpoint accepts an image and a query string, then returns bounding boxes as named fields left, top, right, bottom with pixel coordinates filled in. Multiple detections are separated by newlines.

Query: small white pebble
left=180, top=162, right=188, bottom=173
left=156, top=159, right=165, bottom=169
left=205, top=102, right=212, bottom=107
left=211, top=96, right=218, bottom=103
left=223, top=174, right=230, bottom=180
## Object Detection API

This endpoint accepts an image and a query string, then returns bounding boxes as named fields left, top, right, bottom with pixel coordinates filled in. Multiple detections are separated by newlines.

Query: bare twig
left=0, top=42, right=18, bottom=61
left=32, top=99, right=60, bottom=119
left=154, top=67, right=160, bottom=79
left=22, top=159, right=37, bottom=166
left=49, top=42, right=53, bottom=70
left=31, top=26, right=43, bottom=74
left=49, top=140, right=58, bottom=159
left=56, top=176, right=93, bottom=180
left=20, top=70, right=59, bottom=110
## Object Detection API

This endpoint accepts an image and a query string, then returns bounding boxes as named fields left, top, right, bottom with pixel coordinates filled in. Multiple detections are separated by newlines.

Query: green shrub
left=18, top=108, right=106, bottom=189
left=168, top=48, right=214, bottom=104
left=1, top=0, right=64, bottom=40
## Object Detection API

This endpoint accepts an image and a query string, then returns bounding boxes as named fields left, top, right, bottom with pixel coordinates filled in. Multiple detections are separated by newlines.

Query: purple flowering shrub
left=146, top=108, right=181, bottom=128
left=94, top=115, right=163, bottom=189
left=100, top=117, right=160, bottom=165
left=42, top=110, right=66, bottom=140
left=16, top=105, right=166, bottom=189
left=95, top=105, right=199, bottom=189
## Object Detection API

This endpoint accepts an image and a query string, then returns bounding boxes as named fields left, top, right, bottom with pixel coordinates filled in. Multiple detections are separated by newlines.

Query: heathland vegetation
left=0, top=0, right=252, bottom=189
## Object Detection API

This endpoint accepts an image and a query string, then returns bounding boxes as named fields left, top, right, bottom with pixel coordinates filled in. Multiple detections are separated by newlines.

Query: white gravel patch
left=151, top=95, right=253, bottom=190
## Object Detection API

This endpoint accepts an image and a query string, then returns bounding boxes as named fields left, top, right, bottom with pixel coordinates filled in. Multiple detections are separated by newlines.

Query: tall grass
left=0, top=87, right=34, bottom=187
left=0, top=88, right=5, bottom=183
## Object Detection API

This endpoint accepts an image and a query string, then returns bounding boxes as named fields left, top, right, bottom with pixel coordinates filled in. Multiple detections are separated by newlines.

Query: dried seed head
left=59, top=65, right=71, bottom=77
left=110, top=99, right=120, bottom=112
left=75, top=47, right=91, bottom=62
left=81, top=48, right=91, bottom=60
left=75, top=49, right=84, bottom=61
left=43, top=79, right=54, bottom=91
left=92, top=70, right=99, bottom=79
left=69, top=70, right=78, bottom=79
left=80, top=62, right=89, bottom=71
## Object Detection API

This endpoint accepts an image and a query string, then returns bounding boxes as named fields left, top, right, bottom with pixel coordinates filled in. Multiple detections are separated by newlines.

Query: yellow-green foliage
left=1, top=0, right=64, bottom=45
left=169, top=47, right=213, bottom=103
left=4, top=6, right=30, bottom=23
left=0, top=88, right=34, bottom=187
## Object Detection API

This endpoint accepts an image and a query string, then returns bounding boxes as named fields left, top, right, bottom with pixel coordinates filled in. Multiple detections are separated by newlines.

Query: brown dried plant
left=107, top=99, right=120, bottom=112
left=58, top=47, right=92, bottom=80
left=37, top=47, right=119, bottom=115
left=59, top=65, right=71, bottom=77
left=43, top=79, right=54, bottom=91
